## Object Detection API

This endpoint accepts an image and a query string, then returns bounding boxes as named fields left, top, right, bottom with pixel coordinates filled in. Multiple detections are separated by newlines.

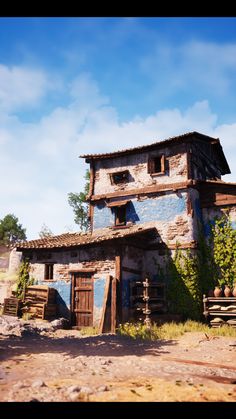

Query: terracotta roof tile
left=16, top=226, right=156, bottom=250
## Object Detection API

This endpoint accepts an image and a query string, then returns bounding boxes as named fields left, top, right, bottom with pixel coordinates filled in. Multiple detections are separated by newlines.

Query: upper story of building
left=81, top=131, right=230, bottom=235
left=81, top=131, right=230, bottom=200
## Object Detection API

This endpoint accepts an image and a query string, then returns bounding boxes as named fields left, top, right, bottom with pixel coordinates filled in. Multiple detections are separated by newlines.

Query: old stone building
left=16, top=131, right=236, bottom=330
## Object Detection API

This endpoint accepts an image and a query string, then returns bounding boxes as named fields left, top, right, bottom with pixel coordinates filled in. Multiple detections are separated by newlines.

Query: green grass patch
left=79, top=326, right=99, bottom=336
left=117, top=320, right=236, bottom=340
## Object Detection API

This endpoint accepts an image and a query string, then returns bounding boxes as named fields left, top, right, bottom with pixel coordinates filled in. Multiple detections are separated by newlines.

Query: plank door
left=72, top=272, right=94, bottom=327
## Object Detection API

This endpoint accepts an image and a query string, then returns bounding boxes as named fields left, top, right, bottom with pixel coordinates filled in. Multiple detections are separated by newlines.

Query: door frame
left=70, top=269, right=96, bottom=327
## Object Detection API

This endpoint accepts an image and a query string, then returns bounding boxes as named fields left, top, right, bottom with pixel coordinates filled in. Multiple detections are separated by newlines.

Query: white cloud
left=1, top=70, right=236, bottom=240
left=0, top=64, right=50, bottom=112
left=140, top=40, right=236, bottom=96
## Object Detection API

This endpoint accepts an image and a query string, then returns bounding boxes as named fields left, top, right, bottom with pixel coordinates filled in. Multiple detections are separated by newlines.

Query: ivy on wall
left=211, top=214, right=236, bottom=288
left=166, top=213, right=236, bottom=320
left=167, top=248, right=202, bottom=320
left=16, top=260, right=35, bottom=299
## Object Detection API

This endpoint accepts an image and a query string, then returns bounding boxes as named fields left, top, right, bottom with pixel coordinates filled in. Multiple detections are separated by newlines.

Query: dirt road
left=1, top=329, right=236, bottom=402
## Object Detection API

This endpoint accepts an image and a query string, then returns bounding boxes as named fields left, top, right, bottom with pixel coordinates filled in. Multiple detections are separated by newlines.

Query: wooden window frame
left=109, top=170, right=129, bottom=185
left=148, top=155, right=165, bottom=176
left=44, top=263, right=54, bottom=280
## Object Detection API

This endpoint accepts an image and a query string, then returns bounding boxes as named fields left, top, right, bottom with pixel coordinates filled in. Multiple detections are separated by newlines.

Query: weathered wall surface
left=93, top=145, right=188, bottom=196
left=26, top=245, right=116, bottom=323
left=93, top=276, right=107, bottom=327
left=202, top=206, right=236, bottom=236
left=8, top=249, right=22, bottom=273
left=93, top=192, right=194, bottom=245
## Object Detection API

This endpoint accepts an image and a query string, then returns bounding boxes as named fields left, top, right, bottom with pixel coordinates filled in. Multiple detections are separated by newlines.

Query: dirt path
left=0, top=330, right=236, bottom=402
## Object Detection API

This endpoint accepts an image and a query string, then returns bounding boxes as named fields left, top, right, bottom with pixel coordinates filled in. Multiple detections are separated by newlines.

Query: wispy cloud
left=1, top=68, right=236, bottom=239
left=140, top=40, right=236, bottom=97
left=0, top=64, right=51, bottom=112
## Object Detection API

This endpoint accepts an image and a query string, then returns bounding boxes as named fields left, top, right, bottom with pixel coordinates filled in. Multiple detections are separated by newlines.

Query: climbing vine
left=16, top=260, right=35, bottom=299
left=210, top=214, right=236, bottom=288
left=166, top=213, right=236, bottom=319
left=167, top=247, right=202, bottom=320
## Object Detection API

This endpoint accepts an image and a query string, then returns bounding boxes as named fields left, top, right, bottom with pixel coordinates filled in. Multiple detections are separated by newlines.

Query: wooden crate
left=24, top=285, right=57, bottom=304
left=3, top=297, right=20, bottom=317
left=22, top=285, right=57, bottom=320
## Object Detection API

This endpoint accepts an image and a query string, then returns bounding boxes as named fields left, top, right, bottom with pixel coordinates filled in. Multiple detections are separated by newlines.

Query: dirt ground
left=0, top=329, right=236, bottom=402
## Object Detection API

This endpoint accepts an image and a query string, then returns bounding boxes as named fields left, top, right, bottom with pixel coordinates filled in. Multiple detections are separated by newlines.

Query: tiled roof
left=80, top=131, right=219, bottom=159
left=16, top=226, right=156, bottom=250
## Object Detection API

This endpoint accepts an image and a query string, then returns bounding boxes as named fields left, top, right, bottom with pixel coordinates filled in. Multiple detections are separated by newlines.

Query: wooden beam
left=68, top=268, right=97, bottom=273
left=201, top=199, right=236, bottom=208
left=122, top=266, right=142, bottom=275
left=186, top=144, right=192, bottom=180
left=146, top=241, right=198, bottom=250
left=115, top=255, right=121, bottom=282
left=111, top=277, right=117, bottom=334
left=90, top=180, right=195, bottom=202
left=88, top=160, right=95, bottom=198
left=115, top=254, right=122, bottom=326
left=99, top=274, right=111, bottom=335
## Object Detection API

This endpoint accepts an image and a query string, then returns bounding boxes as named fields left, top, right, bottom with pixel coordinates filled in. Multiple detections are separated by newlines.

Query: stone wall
left=93, top=144, right=188, bottom=196
left=26, top=244, right=116, bottom=324
left=93, top=191, right=194, bottom=246
left=8, top=249, right=22, bottom=273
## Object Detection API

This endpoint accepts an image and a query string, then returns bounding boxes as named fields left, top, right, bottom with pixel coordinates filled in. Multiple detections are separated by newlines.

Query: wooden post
left=111, top=276, right=117, bottom=333
left=115, top=254, right=122, bottom=326
left=98, top=275, right=111, bottom=334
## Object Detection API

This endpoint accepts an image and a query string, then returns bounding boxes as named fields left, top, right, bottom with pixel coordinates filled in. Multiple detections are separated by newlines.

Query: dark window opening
left=110, top=170, right=129, bottom=185
left=115, top=206, right=126, bottom=226
left=148, top=155, right=165, bottom=175
left=71, top=251, right=78, bottom=258
left=44, top=264, right=54, bottom=280
left=154, top=157, right=162, bottom=173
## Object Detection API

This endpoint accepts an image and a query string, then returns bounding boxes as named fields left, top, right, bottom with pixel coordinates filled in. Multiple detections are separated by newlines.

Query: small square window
left=110, top=170, right=129, bottom=185
left=148, top=155, right=165, bottom=175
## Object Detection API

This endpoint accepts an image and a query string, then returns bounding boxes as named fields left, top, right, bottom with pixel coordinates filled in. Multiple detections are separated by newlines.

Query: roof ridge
left=80, top=131, right=218, bottom=159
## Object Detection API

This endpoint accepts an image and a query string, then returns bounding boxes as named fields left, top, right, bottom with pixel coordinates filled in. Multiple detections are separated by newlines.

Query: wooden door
left=72, top=272, right=94, bottom=327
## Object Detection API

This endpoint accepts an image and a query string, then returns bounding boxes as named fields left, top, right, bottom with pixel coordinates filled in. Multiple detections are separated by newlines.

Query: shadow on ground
left=0, top=333, right=177, bottom=362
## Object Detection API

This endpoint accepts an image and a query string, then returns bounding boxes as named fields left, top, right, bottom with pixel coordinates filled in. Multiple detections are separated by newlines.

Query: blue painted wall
left=93, top=203, right=114, bottom=229
left=126, top=195, right=186, bottom=224
left=94, top=277, right=106, bottom=326
left=39, top=280, right=71, bottom=319
left=93, top=194, right=187, bottom=229
left=94, top=278, right=106, bottom=309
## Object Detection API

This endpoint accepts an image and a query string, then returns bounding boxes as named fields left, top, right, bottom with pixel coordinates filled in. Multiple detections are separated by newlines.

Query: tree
left=0, top=213, right=26, bottom=245
left=68, top=170, right=90, bottom=231
left=39, top=223, right=53, bottom=238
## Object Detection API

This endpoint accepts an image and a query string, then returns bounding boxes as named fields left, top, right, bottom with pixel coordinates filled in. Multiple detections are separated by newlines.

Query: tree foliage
left=39, top=223, right=53, bottom=238
left=0, top=213, right=27, bottom=245
left=68, top=170, right=90, bottom=231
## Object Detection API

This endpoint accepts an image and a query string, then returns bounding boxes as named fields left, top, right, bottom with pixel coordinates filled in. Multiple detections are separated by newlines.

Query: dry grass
left=0, top=271, right=18, bottom=282
left=79, top=326, right=99, bottom=336
left=118, top=320, right=236, bottom=340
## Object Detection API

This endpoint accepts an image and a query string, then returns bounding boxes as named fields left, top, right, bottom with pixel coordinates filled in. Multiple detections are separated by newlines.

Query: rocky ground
left=0, top=315, right=236, bottom=402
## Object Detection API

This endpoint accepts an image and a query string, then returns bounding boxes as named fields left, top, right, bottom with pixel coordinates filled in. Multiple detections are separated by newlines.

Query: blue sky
left=1, top=17, right=236, bottom=239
